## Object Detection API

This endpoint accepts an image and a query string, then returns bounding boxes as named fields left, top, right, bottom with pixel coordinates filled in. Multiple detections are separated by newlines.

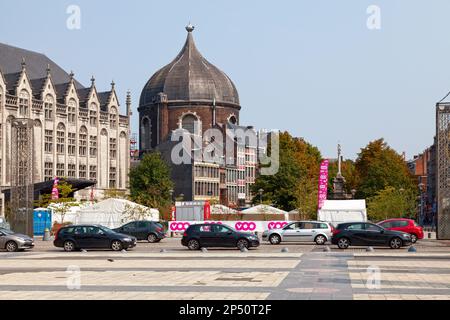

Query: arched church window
left=181, top=114, right=199, bottom=135
left=141, top=117, right=151, bottom=149
left=56, top=123, right=65, bottom=154
left=228, top=115, right=237, bottom=125
left=90, top=103, right=97, bottom=126
left=110, top=106, right=117, bottom=128
left=79, top=126, right=87, bottom=156
left=68, top=99, right=76, bottom=124
left=44, top=95, right=54, bottom=120
left=19, top=90, right=30, bottom=117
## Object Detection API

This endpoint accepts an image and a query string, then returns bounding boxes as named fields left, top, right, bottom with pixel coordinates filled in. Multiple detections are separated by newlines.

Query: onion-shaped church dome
left=140, top=24, right=240, bottom=107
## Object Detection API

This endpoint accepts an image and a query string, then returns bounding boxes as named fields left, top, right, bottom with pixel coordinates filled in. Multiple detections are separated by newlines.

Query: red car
left=377, top=218, right=423, bottom=243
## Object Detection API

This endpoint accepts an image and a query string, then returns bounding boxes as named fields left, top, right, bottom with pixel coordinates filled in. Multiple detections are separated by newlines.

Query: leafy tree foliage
left=251, top=131, right=321, bottom=215
left=355, top=138, right=416, bottom=199
left=129, top=152, right=174, bottom=220
left=367, top=186, right=417, bottom=222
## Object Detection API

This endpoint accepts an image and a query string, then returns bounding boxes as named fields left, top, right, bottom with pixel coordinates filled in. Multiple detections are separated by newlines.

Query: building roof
left=0, top=42, right=84, bottom=88
left=140, top=25, right=240, bottom=107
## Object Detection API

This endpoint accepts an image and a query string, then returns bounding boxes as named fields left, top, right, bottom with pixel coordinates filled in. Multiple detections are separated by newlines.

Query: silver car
left=0, top=227, right=34, bottom=252
left=262, top=221, right=333, bottom=245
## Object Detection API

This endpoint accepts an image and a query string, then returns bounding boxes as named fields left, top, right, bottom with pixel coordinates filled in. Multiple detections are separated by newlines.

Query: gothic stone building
left=138, top=25, right=257, bottom=207
left=0, top=43, right=131, bottom=215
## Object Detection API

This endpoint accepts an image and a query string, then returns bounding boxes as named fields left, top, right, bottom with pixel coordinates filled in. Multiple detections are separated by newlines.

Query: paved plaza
left=1, top=238, right=450, bottom=300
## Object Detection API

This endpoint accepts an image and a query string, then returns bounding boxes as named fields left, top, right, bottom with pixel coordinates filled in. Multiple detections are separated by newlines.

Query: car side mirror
left=380, top=229, right=384, bottom=234
left=227, top=231, right=233, bottom=235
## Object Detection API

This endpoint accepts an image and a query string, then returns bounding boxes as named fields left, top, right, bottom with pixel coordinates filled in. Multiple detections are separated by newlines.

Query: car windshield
left=99, top=226, right=116, bottom=234
left=0, top=228, right=14, bottom=235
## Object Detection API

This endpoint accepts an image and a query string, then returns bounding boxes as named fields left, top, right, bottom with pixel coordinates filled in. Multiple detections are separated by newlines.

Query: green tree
left=367, top=186, right=417, bottom=222
left=355, top=138, right=416, bottom=199
left=129, top=152, right=174, bottom=220
left=251, top=131, right=321, bottom=215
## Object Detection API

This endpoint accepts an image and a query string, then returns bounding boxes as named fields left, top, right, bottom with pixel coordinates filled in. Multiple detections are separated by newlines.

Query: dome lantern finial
left=185, top=22, right=194, bottom=33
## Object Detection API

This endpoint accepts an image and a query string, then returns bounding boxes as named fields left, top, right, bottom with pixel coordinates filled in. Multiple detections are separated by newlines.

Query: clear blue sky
left=1, top=0, right=449, bottom=160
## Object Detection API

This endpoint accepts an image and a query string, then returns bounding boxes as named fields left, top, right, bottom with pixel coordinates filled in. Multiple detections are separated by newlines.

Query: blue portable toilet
left=33, top=208, right=52, bottom=236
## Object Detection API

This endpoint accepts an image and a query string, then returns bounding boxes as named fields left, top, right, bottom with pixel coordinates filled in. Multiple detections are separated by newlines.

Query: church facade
left=138, top=25, right=257, bottom=207
left=0, top=43, right=131, bottom=215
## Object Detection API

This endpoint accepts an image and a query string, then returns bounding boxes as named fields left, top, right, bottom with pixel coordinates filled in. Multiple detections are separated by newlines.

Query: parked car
left=377, top=218, right=423, bottom=243
left=113, top=220, right=165, bottom=243
left=181, top=223, right=260, bottom=250
left=54, top=224, right=137, bottom=252
left=0, top=227, right=34, bottom=252
left=262, top=221, right=332, bottom=245
left=331, top=222, right=412, bottom=249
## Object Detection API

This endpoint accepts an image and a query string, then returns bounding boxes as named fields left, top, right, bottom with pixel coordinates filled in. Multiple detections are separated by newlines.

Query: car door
left=121, top=222, right=137, bottom=238
left=85, top=226, right=111, bottom=248
left=136, top=221, right=150, bottom=240
left=364, top=223, right=387, bottom=246
left=72, top=226, right=89, bottom=248
left=281, top=223, right=302, bottom=242
left=345, top=223, right=367, bottom=245
left=0, top=230, right=6, bottom=248
left=298, top=222, right=315, bottom=242
left=198, top=225, right=215, bottom=247
left=213, top=224, right=236, bottom=247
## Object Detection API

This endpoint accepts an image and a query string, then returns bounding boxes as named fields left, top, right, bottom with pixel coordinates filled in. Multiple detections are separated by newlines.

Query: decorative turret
left=126, top=90, right=132, bottom=117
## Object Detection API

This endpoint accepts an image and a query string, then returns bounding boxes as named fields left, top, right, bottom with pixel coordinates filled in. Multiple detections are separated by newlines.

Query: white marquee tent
left=317, top=200, right=367, bottom=226
left=211, top=204, right=238, bottom=214
left=52, top=198, right=159, bottom=228
left=241, top=205, right=289, bottom=220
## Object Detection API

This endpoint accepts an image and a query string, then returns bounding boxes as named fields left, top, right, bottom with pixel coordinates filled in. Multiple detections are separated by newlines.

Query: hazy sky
left=1, top=0, right=449, bottom=160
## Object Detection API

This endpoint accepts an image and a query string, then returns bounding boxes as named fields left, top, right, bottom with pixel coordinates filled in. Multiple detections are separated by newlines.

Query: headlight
left=123, top=237, right=132, bottom=242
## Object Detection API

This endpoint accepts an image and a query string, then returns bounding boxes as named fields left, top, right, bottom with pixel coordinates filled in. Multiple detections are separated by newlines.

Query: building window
left=89, top=135, right=97, bottom=157
left=68, top=99, right=76, bottom=124
left=109, top=167, right=116, bottom=188
left=90, top=103, right=97, bottom=126
left=141, top=117, right=151, bottom=150
left=44, top=162, right=53, bottom=181
left=44, top=95, right=54, bottom=120
left=44, top=130, right=53, bottom=153
left=110, top=107, right=117, bottom=128
left=56, top=124, right=65, bottom=154
left=68, top=132, right=76, bottom=155
left=181, top=114, right=199, bottom=135
left=79, top=126, right=87, bottom=156
left=67, top=164, right=76, bottom=178
left=89, top=165, right=97, bottom=180
left=56, top=163, right=65, bottom=177
left=79, top=164, right=87, bottom=179
left=19, top=90, right=30, bottom=117
left=109, top=138, right=117, bottom=159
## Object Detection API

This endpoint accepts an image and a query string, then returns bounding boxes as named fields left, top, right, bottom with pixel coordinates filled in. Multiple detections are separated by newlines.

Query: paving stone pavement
left=1, top=244, right=450, bottom=300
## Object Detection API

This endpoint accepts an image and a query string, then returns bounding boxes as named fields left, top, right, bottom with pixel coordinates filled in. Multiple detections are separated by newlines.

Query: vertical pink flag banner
left=51, top=177, right=59, bottom=200
left=317, top=159, right=329, bottom=209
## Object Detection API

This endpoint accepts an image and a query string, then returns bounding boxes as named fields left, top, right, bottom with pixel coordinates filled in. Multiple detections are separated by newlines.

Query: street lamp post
left=258, top=189, right=264, bottom=205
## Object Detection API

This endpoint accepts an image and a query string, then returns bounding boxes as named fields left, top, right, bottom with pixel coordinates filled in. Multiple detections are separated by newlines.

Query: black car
left=54, top=224, right=137, bottom=252
left=113, top=220, right=165, bottom=243
left=331, top=222, right=412, bottom=249
left=181, top=223, right=260, bottom=250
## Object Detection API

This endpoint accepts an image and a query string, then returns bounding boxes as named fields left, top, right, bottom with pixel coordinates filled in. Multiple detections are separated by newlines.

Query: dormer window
left=109, top=106, right=117, bottom=128
left=19, top=90, right=30, bottom=117
left=44, top=95, right=54, bottom=120
left=68, top=99, right=76, bottom=123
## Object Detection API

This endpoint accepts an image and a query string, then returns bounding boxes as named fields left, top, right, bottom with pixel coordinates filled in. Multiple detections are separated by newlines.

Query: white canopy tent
left=318, top=200, right=367, bottom=226
left=52, top=198, right=159, bottom=228
left=241, top=205, right=289, bottom=220
left=211, top=204, right=238, bottom=214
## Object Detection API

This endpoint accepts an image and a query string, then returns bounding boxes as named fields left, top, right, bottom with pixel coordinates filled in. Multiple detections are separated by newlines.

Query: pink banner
left=51, top=177, right=59, bottom=200
left=317, top=159, right=329, bottom=209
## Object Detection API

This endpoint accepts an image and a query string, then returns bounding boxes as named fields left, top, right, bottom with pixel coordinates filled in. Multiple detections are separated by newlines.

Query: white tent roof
left=320, top=200, right=366, bottom=210
left=211, top=204, right=237, bottom=214
left=53, top=198, right=159, bottom=228
left=241, top=205, right=288, bottom=214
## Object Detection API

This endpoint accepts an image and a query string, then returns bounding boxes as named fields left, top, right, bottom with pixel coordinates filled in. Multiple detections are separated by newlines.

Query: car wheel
left=269, top=234, right=281, bottom=245
left=5, top=241, right=18, bottom=252
left=390, top=237, right=402, bottom=249
left=337, top=237, right=350, bottom=249
left=237, top=239, right=249, bottom=249
left=63, top=240, right=75, bottom=252
left=111, top=240, right=123, bottom=251
left=410, top=234, right=418, bottom=243
left=187, top=239, right=200, bottom=250
left=147, top=233, right=157, bottom=243
left=314, top=234, right=327, bottom=245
